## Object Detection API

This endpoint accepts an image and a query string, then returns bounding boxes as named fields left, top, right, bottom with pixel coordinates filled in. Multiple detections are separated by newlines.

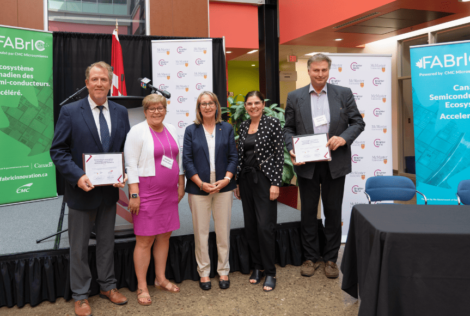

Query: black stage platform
left=0, top=196, right=308, bottom=308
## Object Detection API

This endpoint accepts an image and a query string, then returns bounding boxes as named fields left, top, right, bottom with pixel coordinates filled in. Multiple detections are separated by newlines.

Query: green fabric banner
left=0, top=26, right=56, bottom=205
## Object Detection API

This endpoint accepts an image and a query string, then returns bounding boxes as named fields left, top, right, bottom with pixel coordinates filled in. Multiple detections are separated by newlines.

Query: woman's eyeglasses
left=200, top=102, right=216, bottom=108
left=148, top=107, right=166, bottom=113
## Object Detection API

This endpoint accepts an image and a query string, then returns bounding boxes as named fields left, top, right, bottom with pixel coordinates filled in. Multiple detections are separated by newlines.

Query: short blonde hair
left=142, top=94, right=167, bottom=111
left=85, top=61, right=113, bottom=82
left=194, top=91, right=222, bottom=125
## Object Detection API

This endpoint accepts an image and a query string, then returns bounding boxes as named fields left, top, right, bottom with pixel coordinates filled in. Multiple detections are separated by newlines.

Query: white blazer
left=124, top=120, right=183, bottom=184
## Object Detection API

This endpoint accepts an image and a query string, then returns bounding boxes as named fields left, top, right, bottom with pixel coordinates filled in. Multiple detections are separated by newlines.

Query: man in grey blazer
left=283, top=54, right=365, bottom=279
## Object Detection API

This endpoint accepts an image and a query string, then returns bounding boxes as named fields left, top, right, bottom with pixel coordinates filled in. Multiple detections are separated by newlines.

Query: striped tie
left=98, top=106, right=110, bottom=152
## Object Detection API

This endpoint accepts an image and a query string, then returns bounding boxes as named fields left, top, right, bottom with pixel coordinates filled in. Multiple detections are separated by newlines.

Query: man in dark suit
left=50, top=61, right=130, bottom=316
left=283, top=54, right=365, bottom=279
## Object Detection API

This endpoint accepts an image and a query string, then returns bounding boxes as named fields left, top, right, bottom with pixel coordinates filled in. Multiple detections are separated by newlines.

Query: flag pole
left=115, top=19, right=118, bottom=33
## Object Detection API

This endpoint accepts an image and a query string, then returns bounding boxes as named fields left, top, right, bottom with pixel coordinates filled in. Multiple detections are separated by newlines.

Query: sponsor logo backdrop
left=113, top=39, right=213, bottom=230
left=325, top=54, right=392, bottom=242
left=410, top=42, right=470, bottom=204
left=151, top=39, right=213, bottom=147
left=0, top=26, right=56, bottom=205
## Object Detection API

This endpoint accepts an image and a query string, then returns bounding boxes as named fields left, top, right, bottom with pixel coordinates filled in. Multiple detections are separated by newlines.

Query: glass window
left=48, top=0, right=146, bottom=36
left=436, top=24, right=470, bottom=43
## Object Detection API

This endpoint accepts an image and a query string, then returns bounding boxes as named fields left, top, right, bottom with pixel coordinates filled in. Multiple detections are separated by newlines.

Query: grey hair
left=307, top=53, right=332, bottom=69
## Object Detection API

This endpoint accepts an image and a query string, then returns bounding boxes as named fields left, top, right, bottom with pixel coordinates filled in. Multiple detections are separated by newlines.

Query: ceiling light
left=335, top=38, right=343, bottom=41
left=226, top=51, right=232, bottom=53
left=459, top=0, right=470, bottom=2
left=247, top=50, right=258, bottom=54
left=305, top=52, right=329, bottom=56
left=252, top=64, right=256, bottom=66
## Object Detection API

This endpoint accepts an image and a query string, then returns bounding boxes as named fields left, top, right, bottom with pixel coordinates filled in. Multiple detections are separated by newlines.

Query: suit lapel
left=327, top=83, right=341, bottom=135
left=197, top=124, right=210, bottom=164
left=299, top=85, right=314, bottom=134
left=215, top=122, right=223, bottom=163
left=81, top=98, right=104, bottom=152
left=108, top=101, right=118, bottom=149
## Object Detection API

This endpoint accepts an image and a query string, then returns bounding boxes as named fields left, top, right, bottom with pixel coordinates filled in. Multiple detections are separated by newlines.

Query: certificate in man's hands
left=82, top=153, right=125, bottom=186
left=292, top=134, right=331, bottom=163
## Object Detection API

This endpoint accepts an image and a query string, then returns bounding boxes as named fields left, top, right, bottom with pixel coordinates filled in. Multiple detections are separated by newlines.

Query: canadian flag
left=111, top=28, right=127, bottom=96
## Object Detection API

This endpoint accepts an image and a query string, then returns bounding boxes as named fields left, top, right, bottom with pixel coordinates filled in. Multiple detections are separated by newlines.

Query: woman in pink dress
left=124, top=94, right=185, bottom=306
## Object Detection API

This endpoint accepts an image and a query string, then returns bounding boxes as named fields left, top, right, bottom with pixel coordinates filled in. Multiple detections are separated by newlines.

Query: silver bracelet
left=224, top=177, right=231, bottom=181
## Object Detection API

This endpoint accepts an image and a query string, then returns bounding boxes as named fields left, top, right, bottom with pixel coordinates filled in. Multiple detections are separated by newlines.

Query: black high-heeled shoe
left=249, top=269, right=265, bottom=285
left=199, top=280, right=211, bottom=291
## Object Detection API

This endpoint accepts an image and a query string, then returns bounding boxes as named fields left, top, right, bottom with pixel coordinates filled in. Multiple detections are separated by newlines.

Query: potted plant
left=222, top=95, right=298, bottom=208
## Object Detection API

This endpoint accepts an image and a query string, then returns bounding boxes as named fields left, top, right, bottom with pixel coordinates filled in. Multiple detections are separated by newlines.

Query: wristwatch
left=131, top=193, right=139, bottom=198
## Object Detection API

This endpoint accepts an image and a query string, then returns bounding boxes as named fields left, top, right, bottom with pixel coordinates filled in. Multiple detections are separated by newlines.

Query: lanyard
left=150, top=126, right=173, bottom=159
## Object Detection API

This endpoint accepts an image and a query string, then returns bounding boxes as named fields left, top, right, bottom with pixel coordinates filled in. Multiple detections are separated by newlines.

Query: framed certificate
left=82, top=153, right=125, bottom=186
left=292, top=133, right=332, bottom=163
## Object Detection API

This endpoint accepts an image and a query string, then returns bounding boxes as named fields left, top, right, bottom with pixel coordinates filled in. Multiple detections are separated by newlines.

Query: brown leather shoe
left=300, top=260, right=322, bottom=277
left=99, top=288, right=128, bottom=305
left=324, top=261, right=339, bottom=279
left=74, top=299, right=92, bottom=316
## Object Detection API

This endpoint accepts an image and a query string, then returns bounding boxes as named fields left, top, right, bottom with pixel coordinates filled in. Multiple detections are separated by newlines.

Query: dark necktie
left=98, top=106, right=110, bottom=152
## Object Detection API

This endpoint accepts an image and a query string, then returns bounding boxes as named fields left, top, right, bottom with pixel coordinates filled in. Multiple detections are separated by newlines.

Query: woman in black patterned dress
left=234, top=90, right=284, bottom=292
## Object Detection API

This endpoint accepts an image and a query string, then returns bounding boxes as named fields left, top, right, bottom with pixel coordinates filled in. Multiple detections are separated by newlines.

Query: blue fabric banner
left=411, top=41, right=470, bottom=204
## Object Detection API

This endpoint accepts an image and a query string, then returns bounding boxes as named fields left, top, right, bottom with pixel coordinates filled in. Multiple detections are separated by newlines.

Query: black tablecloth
left=341, top=204, right=470, bottom=316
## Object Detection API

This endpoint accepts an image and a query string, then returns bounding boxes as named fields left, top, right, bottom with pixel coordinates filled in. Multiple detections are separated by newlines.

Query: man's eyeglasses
left=148, top=107, right=166, bottom=113
left=200, top=102, right=216, bottom=108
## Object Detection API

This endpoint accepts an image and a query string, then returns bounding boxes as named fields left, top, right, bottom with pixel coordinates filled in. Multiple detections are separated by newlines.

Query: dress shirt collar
left=309, top=83, right=327, bottom=95
left=88, top=95, right=109, bottom=110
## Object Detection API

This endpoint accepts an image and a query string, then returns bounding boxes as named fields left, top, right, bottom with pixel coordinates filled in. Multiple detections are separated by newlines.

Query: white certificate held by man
left=82, top=153, right=125, bottom=186
left=292, top=133, right=332, bottom=163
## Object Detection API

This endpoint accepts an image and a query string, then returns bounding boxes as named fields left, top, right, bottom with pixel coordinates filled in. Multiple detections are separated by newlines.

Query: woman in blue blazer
left=183, top=91, right=238, bottom=291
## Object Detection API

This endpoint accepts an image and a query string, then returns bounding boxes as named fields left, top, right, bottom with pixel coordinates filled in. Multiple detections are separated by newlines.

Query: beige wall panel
left=0, top=0, right=18, bottom=27
left=150, top=0, right=174, bottom=36
left=18, top=0, right=43, bottom=30
left=150, top=0, right=209, bottom=37
left=172, top=0, right=208, bottom=37
left=279, top=61, right=296, bottom=109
